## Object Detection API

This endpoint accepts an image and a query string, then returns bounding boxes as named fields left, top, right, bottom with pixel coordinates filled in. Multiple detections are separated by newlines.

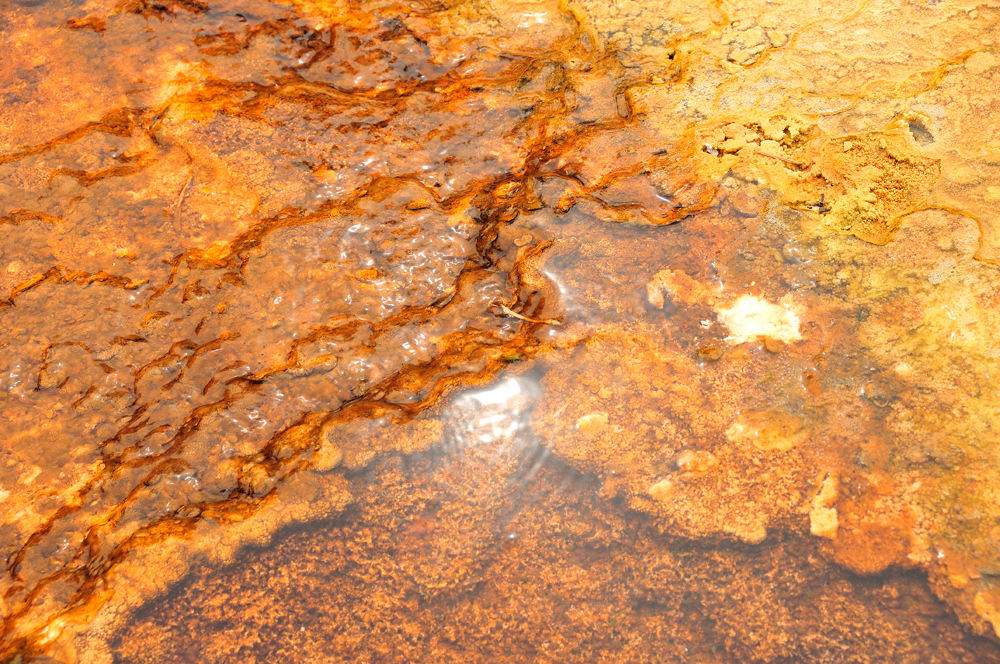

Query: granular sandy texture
left=111, top=436, right=1000, bottom=664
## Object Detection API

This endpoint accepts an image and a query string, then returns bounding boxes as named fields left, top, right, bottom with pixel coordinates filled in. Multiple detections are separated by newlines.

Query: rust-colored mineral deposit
left=2, top=0, right=1000, bottom=661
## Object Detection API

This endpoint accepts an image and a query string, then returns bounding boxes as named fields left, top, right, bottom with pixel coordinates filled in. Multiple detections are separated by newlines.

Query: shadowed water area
left=2, top=0, right=1000, bottom=661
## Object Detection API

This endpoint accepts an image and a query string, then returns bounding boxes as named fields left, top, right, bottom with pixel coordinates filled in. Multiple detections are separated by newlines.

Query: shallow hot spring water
left=2, top=0, right=1000, bottom=662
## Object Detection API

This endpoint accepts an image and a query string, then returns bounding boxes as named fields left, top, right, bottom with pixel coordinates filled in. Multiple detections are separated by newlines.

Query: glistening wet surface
left=1, top=0, right=1000, bottom=662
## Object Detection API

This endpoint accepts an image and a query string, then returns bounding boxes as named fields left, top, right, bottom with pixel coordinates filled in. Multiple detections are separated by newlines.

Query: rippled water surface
left=3, top=0, right=1000, bottom=661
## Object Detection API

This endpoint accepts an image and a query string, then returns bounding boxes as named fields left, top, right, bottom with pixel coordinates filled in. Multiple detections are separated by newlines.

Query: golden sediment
left=1, top=0, right=1000, bottom=661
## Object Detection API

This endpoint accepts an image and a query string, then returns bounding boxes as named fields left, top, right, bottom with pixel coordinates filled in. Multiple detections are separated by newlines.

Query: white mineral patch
left=810, top=473, right=839, bottom=540
left=715, top=295, right=802, bottom=344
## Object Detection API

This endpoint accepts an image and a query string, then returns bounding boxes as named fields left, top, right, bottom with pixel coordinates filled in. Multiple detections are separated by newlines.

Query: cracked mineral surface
left=1, top=0, right=1000, bottom=661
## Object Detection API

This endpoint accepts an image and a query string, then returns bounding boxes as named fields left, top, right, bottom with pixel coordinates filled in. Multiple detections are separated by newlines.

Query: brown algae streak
left=1, top=0, right=1000, bottom=661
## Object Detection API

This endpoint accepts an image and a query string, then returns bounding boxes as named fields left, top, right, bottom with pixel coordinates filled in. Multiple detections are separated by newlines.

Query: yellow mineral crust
left=975, top=591, right=1000, bottom=639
